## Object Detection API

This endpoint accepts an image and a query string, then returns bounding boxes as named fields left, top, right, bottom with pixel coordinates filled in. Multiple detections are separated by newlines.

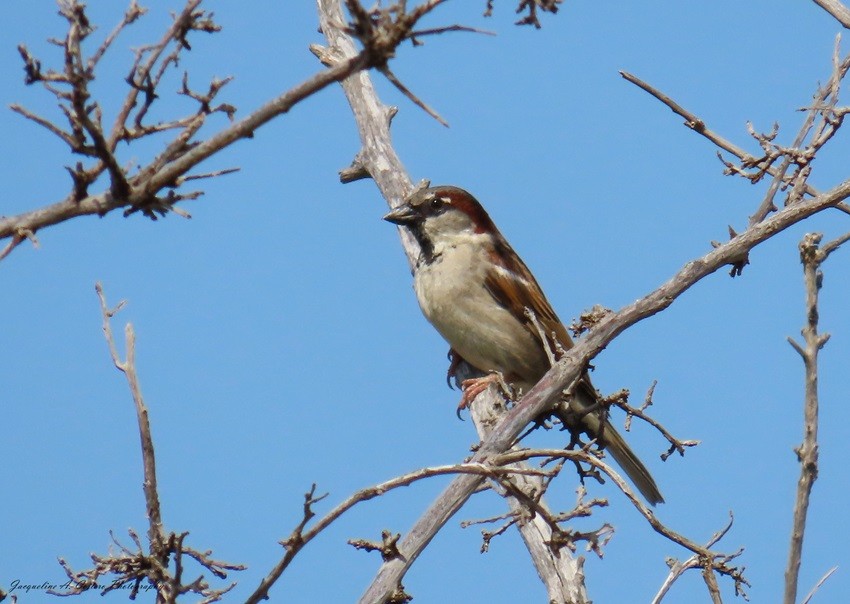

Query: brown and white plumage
left=384, top=185, right=664, bottom=505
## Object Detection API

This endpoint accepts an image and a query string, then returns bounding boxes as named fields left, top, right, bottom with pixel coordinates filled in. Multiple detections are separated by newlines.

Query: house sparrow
left=384, top=185, right=664, bottom=505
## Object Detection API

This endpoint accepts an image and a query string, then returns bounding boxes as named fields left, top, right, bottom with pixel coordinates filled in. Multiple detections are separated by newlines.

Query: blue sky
left=3, top=1, right=850, bottom=602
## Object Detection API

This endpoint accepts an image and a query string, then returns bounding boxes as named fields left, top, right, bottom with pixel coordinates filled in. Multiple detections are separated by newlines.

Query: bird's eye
left=430, top=197, right=446, bottom=210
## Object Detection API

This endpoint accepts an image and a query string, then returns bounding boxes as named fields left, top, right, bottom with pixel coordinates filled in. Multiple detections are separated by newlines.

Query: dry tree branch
left=50, top=284, right=244, bottom=602
left=482, top=0, right=564, bottom=28
left=88, top=0, right=146, bottom=69
left=782, top=231, right=847, bottom=604
left=609, top=387, right=700, bottom=461
left=0, top=228, right=39, bottom=262
left=464, top=377, right=591, bottom=603
left=243, top=453, right=596, bottom=604
left=618, top=70, right=811, bottom=192
left=619, top=68, right=850, bottom=219
left=489, top=473, right=612, bottom=558
left=811, top=0, right=850, bottom=27
left=801, top=565, right=839, bottom=604
left=747, top=37, right=850, bottom=221
left=5, top=0, right=233, bottom=230
left=377, top=65, right=449, bottom=127
left=339, top=0, right=493, bottom=127
left=651, top=514, right=738, bottom=604
left=498, top=449, right=749, bottom=598
left=95, top=283, right=165, bottom=552
left=1, top=0, right=450, bottom=260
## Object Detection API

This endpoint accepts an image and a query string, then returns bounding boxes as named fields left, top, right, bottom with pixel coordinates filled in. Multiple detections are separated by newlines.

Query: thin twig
left=2, top=0, right=460, bottom=260
left=56, top=283, right=244, bottom=601
left=95, top=283, right=165, bottom=551
left=619, top=68, right=850, bottom=219
left=378, top=65, right=449, bottom=126
left=783, top=233, right=839, bottom=604
left=651, top=514, right=736, bottom=604
left=497, top=449, right=749, bottom=596
left=801, top=565, right=839, bottom=604
left=609, top=389, right=700, bottom=461
left=0, top=229, right=38, bottom=262
left=244, top=455, right=591, bottom=604
left=619, top=70, right=820, bottom=204
left=750, top=38, right=850, bottom=222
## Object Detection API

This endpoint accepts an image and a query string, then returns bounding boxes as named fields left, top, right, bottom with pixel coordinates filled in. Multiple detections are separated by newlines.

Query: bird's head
left=383, top=186, right=499, bottom=260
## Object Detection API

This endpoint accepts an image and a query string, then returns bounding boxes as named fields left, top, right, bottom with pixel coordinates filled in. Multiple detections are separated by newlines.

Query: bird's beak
left=383, top=203, right=417, bottom=226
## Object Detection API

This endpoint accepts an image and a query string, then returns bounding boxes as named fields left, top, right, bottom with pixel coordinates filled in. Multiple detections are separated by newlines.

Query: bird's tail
left=553, top=385, right=664, bottom=506
left=595, top=421, right=664, bottom=506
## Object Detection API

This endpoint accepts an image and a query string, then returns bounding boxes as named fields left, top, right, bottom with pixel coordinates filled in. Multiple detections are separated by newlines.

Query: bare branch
left=378, top=65, right=449, bottom=127
left=49, top=283, right=246, bottom=602
left=512, top=0, right=564, bottom=28
left=749, top=38, right=850, bottom=222
left=498, top=449, right=749, bottom=598
left=619, top=70, right=821, bottom=206
left=245, top=454, right=593, bottom=604
left=608, top=388, right=700, bottom=461
left=114, top=0, right=208, bottom=145
left=811, top=0, right=850, bottom=27
left=620, top=64, right=850, bottom=220
left=652, top=514, right=737, bottom=604
left=349, top=530, right=403, bottom=561
left=2, top=0, right=463, bottom=261
left=783, top=231, right=842, bottom=604
left=801, top=566, right=839, bottom=604
left=87, top=0, right=147, bottom=69
left=411, top=24, right=496, bottom=38
left=466, top=383, right=590, bottom=602
left=0, top=228, right=39, bottom=262
left=8, top=103, right=78, bottom=147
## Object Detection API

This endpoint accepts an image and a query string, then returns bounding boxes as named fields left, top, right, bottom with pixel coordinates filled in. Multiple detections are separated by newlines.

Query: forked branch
left=783, top=231, right=849, bottom=604
left=51, top=284, right=244, bottom=602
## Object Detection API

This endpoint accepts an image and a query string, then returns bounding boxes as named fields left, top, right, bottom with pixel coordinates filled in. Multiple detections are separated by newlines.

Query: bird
left=384, top=185, right=664, bottom=505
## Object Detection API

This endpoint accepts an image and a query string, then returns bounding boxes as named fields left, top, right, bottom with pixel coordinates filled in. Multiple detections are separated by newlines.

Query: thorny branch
left=621, top=50, right=850, bottom=222
left=244, top=451, right=599, bottom=604
left=11, top=0, right=226, bottom=215
left=248, top=442, right=744, bottom=602
left=651, top=515, right=739, bottom=604
left=610, top=386, right=700, bottom=462
left=783, top=231, right=849, bottom=604
left=460, top=366, right=592, bottom=603
left=2, top=0, right=472, bottom=261
left=484, top=475, right=612, bottom=558
left=50, top=283, right=244, bottom=603
left=496, top=449, right=750, bottom=597
left=532, top=308, right=697, bottom=462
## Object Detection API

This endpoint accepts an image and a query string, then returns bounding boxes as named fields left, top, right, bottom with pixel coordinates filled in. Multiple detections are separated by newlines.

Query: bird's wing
left=482, top=236, right=573, bottom=354
left=483, top=236, right=601, bottom=405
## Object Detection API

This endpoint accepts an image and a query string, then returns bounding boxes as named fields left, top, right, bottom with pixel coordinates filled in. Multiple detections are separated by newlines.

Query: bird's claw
left=455, top=373, right=505, bottom=419
left=446, top=348, right=463, bottom=389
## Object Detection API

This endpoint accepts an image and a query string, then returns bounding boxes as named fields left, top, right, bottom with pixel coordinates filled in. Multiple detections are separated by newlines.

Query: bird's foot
left=456, top=372, right=510, bottom=419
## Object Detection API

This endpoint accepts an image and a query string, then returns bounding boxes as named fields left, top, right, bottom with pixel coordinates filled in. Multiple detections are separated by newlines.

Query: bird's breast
left=413, top=244, right=548, bottom=386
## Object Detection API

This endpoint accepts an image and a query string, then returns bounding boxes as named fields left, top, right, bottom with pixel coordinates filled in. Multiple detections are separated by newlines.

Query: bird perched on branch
left=384, top=185, right=664, bottom=505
